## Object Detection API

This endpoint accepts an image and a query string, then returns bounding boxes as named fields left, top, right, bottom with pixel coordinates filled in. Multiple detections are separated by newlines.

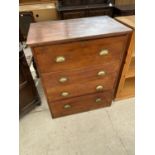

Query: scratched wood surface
left=27, top=16, right=131, bottom=46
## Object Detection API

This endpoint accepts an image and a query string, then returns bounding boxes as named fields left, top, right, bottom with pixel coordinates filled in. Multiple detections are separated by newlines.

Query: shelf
left=126, top=58, right=135, bottom=78
left=115, top=77, right=135, bottom=100
left=132, top=50, right=135, bottom=57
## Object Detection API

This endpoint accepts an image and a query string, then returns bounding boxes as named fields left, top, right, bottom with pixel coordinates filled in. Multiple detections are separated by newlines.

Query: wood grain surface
left=115, top=0, right=135, bottom=5
left=34, top=35, right=127, bottom=73
left=115, top=15, right=135, bottom=29
left=115, top=16, right=135, bottom=100
left=27, top=16, right=132, bottom=46
left=41, top=61, right=121, bottom=89
left=50, top=91, right=113, bottom=118
left=44, top=72, right=117, bottom=102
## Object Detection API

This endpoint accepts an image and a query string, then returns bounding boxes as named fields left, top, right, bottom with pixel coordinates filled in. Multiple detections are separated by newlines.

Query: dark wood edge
left=113, top=33, right=132, bottom=99
left=57, top=4, right=113, bottom=12
left=19, top=97, right=41, bottom=119
left=19, top=11, right=36, bottom=23
left=19, top=81, right=28, bottom=90
left=114, top=4, right=135, bottom=10
left=111, top=33, right=131, bottom=99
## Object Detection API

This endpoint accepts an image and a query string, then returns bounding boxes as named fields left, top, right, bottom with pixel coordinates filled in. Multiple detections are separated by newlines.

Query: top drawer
left=34, top=35, right=127, bottom=73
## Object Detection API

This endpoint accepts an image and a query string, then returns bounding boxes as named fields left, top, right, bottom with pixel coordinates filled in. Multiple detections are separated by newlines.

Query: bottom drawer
left=49, top=91, right=113, bottom=118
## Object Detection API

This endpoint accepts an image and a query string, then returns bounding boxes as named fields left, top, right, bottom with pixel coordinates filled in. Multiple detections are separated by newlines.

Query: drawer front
left=45, top=72, right=117, bottom=102
left=42, top=61, right=120, bottom=89
left=34, top=35, right=127, bottom=73
left=50, top=91, right=113, bottom=118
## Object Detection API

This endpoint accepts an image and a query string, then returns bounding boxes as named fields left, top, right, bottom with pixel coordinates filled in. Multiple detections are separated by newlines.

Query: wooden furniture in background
left=27, top=16, right=131, bottom=118
left=19, top=3, right=58, bottom=22
left=19, top=0, right=57, bottom=4
left=19, top=15, right=39, bottom=78
left=115, top=0, right=134, bottom=5
left=56, top=0, right=115, bottom=19
left=19, top=11, right=35, bottom=41
left=115, top=15, right=135, bottom=100
left=19, top=46, right=41, bottom=118
left=114, top=4, right=135, bottom=16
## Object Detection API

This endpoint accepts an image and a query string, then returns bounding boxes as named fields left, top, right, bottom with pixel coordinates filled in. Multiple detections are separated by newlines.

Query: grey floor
left=20, top=47, right=135, bottom=155
left=20, top=80, right=135, bottom=155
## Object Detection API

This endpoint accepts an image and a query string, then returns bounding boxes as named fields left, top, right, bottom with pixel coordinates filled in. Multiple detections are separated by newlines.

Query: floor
left=20, top=81, right=135, bottom=155
left=20, top=47, right=135, bottom=155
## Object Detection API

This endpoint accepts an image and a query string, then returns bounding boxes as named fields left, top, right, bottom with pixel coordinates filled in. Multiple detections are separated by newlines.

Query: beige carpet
left=20, top=81, right=135, bottom=155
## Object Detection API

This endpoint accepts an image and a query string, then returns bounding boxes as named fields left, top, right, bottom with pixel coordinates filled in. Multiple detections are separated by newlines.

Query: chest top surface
left=115, top=16, right=135, bottom=29
left=27, top=16, right=132, bottom=46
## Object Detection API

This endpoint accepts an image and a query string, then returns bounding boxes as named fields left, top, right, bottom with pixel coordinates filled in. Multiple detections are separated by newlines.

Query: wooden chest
left=27, top=16, right=132, bottom=118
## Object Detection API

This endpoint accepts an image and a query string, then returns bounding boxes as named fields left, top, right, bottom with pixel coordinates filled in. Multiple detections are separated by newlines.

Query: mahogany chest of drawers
left=27, top=16, right=131, bottom=118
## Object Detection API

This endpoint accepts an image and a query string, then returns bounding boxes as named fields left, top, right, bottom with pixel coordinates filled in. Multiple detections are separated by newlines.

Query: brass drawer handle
left=64, top=104, right=71, bottom=109
left=96, top=85, right=104, bottom=91
left=59, top=77, right=68, bottom=83
left=98, top=71, right=106, bottom=76
left=55, top=56, right=66, bottom=63
left=99, top=49, right=109, bottom=56
left=61, top=92, right=69, bottom=97
left=96, top=98, right=103, bottom=103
